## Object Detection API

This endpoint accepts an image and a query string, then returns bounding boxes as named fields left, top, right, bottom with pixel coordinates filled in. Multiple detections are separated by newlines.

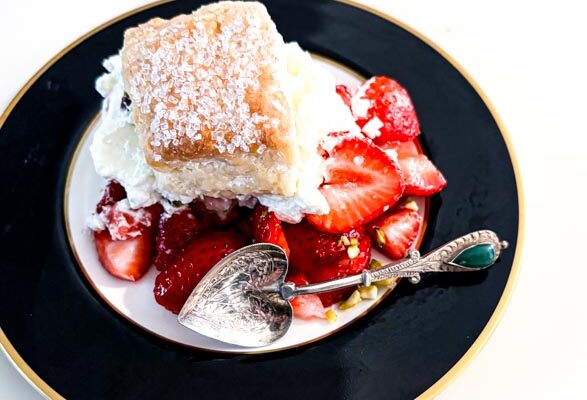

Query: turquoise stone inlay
left=452, top=244, right=496, bottom=268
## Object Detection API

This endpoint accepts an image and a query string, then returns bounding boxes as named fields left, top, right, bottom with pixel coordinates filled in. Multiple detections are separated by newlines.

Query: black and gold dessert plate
left=0, top=0, right=522, bottom=398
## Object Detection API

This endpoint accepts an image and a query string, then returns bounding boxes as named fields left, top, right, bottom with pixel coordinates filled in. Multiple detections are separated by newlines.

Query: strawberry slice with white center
left=368, top=208, right=422, bottom=260
left=399, top=155, right=447, bottom=196
left=307, top=134, right=404, bottom=233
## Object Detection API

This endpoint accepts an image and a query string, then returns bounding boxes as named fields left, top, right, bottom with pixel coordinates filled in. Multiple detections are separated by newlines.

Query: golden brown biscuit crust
left=121, top=2, right=294, bottom=170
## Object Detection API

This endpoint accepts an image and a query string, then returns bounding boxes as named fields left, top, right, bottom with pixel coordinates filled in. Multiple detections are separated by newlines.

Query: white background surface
left=1, top=0, right=585, bottom=399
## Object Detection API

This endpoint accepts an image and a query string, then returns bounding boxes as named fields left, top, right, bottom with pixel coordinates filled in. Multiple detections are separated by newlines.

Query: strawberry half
left=154, top=207, right=213, bottom=271
left=335, top=84, right=353, bottom=108
left=368, top=208, right=422, bottom=260
left=251, top=205, right=290, bottom=257
left=93, top=180, right=161, bottom=281
left=94, top=227, right=154, bottom=282
left=307, top=134, right=404, bottom=233
left=284, top=221, right=371, bottom=306
left=399, top=155, right=447, bottom=196
left=287, top=271, right=326, bottom=320
left=307, top=232, right=371, bottom=306
left=351, top=76, right=420, bottom=144
left=284, top=220, right=362, bottom=271
left=154, top=229, right=248, bottom=314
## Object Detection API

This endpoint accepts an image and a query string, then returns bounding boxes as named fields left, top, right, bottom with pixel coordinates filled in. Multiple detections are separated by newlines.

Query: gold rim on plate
left=0, top=1, right=524, bottom=399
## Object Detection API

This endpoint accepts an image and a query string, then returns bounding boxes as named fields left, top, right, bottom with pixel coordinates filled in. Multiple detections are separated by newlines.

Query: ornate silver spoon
left=178, top=230, right=508, bottom=347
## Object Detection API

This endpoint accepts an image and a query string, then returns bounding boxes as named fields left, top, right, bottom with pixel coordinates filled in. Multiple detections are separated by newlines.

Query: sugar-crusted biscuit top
left=121, top=1, right=293, bottom=169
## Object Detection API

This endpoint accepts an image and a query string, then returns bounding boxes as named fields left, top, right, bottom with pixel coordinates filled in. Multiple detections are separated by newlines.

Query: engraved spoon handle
left=284, top=230, right=508, bottom=300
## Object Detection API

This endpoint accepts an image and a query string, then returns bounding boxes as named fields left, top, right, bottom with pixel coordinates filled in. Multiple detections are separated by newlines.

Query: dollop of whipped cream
left=91, top=56, right=159, bottom=208
left=90, top=44, right=357, bottom=222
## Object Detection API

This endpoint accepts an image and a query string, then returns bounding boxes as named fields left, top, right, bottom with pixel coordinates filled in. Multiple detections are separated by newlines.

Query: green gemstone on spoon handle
left=452, top=243, right=496, bottom=268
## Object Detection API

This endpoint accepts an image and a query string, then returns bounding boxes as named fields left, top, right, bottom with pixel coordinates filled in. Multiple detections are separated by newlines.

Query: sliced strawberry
left=380, top=140, right=420, bottom=159
left=154, top=207, right=212, bottom=271
left=286, top=271, right=326, bottom=320
left=399, top=155, right=447, bottom=196
left=251, top=205, right=290, bottom=257
left=351, top=76, right=420, bottom=144
left=306, top=232, right=371, bottom=306
left=368, top=208, right=422, bottom=260
left=290, top=294, right=326, bottom=320
left=93, top=201, right=160, bottom=281
left=92, top=181, right=162, bottom=281
left=96, top=180, right=126, bottom=213
left=307, top=134, right=404, bottom=233
left=154, top=230, right=248, bottom=314
left=94, top=228, right=154, bottom=282
left=335, top=84, right=352, bottom=108
left=284, top=220, right=361, bottom=271
left=284, top=221, right=371, bottom=307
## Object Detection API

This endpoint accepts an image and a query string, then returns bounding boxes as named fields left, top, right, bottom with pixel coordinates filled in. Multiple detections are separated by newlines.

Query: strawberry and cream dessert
left=88, top=1, right=446, bottom=320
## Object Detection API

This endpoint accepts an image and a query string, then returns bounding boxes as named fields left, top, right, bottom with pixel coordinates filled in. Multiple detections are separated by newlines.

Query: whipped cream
left=90, top=44, right=356, bottom=222
left=91, top=55, right=159, bottom=208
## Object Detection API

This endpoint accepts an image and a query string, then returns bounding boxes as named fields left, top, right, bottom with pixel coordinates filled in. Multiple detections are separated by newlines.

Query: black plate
left=0, top=0, right=521, bottom=398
